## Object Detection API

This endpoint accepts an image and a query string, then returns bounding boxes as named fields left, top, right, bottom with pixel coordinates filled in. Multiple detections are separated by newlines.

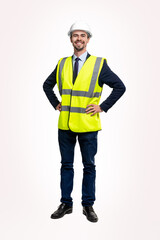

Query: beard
left=74, top=46, right=84, bottom=51
left=73, top=41, right=86, bottom=51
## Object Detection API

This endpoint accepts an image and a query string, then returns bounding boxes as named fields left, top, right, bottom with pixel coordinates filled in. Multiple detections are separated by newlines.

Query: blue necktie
left=73, top=57, right=80, bottom=84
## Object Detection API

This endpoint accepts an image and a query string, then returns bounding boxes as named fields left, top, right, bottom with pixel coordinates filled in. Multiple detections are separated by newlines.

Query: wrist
left=99, top=106, right=103, bottom=112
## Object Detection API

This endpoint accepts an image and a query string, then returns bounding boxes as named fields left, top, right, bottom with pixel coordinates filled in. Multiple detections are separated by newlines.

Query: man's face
left=70, top=30, right=90, bottom=52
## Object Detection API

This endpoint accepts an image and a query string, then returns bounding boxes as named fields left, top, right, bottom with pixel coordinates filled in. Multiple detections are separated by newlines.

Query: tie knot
left=75, top=57, right=80, bottom=62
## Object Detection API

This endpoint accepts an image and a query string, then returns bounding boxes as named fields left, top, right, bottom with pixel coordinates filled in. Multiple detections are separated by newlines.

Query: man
left=43, top=21, right=126, bottom=222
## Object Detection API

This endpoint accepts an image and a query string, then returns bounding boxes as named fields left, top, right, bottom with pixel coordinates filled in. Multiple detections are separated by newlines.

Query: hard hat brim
left=68, top=30, right=92, bottom=38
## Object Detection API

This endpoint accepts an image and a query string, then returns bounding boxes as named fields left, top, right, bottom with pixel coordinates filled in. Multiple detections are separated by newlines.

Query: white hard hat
left=68, top=21, right=92, bottom=38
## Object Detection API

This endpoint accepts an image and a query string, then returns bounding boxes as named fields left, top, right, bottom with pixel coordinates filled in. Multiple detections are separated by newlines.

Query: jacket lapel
left=85, top=52, right=91, bottom=61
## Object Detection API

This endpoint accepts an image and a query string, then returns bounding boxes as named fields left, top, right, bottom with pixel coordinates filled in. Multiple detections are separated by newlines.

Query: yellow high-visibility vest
left=56, top=55, right=106, bottom=132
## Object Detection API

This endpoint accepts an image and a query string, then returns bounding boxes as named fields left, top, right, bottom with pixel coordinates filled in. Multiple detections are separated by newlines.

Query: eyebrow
left=73, top=34, right=86, bottom=37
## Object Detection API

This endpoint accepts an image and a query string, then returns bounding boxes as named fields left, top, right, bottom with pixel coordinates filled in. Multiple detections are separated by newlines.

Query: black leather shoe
left=50, top=203, right=73, bottom=219
left=83, top=206, right=98, bottom=222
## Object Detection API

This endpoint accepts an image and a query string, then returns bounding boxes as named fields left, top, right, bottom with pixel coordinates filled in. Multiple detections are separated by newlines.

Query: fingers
left=85, top=106, right=94, bottom=113
left=85, top=106, right=97, bottom=116
left=85, top=104, right=102, bottom=116
left=87, top=104, right=94, bottom=107
left=90, top=111, right=97, bottom=116
left=56, top=103, right=61, bottom=111
left=59, top=104, right=61, bottom=111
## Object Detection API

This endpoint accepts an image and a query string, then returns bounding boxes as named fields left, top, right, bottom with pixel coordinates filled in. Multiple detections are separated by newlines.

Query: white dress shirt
left=72, top=51, right=88, bottom=74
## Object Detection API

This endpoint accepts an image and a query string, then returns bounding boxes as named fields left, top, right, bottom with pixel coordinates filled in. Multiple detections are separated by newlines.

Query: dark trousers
left=58, top=129, right=98, bottom=207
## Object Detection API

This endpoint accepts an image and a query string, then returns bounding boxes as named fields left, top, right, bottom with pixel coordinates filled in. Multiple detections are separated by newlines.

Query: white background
left=0, top=0, right=160, bottom=239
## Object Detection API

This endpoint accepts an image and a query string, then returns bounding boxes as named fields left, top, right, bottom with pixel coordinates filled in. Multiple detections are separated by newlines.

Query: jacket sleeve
left=99, top=60, right=126, bottom=112
left=43, top=65, right=60, bottom=109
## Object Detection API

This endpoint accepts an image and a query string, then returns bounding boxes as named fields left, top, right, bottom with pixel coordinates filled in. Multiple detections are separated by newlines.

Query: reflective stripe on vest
left=61, top=105, right=86, bottom=113
left=61, top=89, right=101, bottom=98
left=58, top=57, right=67, bottom=95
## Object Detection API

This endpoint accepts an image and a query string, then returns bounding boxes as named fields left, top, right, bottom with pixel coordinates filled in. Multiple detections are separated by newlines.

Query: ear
left=87, top=37, right=90, bottom=43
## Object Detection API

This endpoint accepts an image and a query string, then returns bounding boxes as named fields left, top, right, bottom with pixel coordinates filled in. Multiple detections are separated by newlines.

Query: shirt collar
left=73, top=51, right=88, bottom=62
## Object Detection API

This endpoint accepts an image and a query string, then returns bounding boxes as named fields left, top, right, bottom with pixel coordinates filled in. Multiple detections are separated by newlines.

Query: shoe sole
left=51, top=209, right=73, bottom=219
left=83, top=210, right=98, bottom=223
